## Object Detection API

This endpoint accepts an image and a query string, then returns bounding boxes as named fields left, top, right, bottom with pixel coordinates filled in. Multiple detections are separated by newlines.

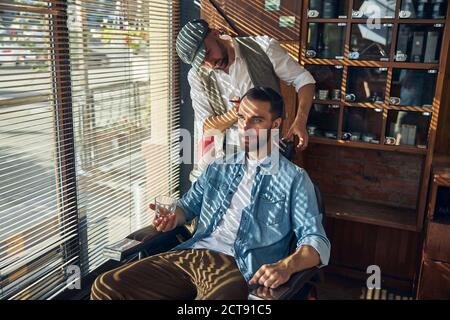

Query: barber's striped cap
left=176, top=19, right=209, bottom=70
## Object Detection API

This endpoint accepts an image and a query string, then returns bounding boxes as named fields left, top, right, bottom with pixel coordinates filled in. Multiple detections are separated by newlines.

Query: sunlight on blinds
left=67, top=0, right=180, bottom=275
left=0, top=0, right=180, bottom=299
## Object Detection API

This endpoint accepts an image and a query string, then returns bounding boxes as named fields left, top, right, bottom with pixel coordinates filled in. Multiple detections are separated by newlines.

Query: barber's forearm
left=294, top=83, right=315, bottom=126
left=283, top=244, right=321, bottom=275
left=203, top=108, right=238, bottom=133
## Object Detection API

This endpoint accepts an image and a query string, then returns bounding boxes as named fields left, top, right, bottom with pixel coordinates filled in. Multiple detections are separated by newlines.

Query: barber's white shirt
left=188, top=35, right=316, bottom=147
left=192, top=157, right=264, bottom=256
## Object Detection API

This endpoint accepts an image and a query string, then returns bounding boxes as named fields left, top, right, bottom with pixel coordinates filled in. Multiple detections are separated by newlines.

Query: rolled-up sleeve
left=290, top=169, right=331, bottom=266
left=187, top=69, right=214, bottom=131
left=257, top=36, right=316, bottom=92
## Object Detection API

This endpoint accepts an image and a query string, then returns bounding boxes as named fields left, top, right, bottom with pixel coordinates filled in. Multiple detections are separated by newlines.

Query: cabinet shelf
left=312, top=100, right=434, bottom=112
left=303, top=58, right=440, bottom=69
left=385, top=105, right=434, bottom=112
left=342, top=102, right=433, bottom=112
left=342, top=101, right=384, bottom=109
left=325, top=196, right=417, bottom=231
left=306, top=18, right=446, bottom=24
left=309, top=136, right=428, bottom=155
left=307, top=18, right=348, bottom=23
left=313, top=99, right=341, bottom=105
left=397, top=19, right=446, bottom=24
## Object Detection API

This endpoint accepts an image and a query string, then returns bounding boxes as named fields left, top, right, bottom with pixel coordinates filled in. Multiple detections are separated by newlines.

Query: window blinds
left=0, top=0, right=180, bottom=299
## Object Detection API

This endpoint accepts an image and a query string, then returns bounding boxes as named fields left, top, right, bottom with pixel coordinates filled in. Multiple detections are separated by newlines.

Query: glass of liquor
left=154, top=195, right=177, bottom=218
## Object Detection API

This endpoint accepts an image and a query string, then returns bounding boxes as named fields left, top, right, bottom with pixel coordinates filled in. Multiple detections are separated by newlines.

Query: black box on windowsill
left=103, top=238, right=143, bottom=262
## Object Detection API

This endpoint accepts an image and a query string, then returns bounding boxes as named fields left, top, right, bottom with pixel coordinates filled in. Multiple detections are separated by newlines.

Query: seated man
left=90, top=87, right=330, bottom=300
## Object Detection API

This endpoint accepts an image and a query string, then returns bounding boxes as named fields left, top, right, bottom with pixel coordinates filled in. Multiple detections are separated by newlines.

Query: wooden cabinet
left=417, top=165, right=450, bottom=299
left=299, top=0, right=450, bottom=290
left=424, top=221, right=450, bottom=262
left=417, top=260, right=450, bottom=300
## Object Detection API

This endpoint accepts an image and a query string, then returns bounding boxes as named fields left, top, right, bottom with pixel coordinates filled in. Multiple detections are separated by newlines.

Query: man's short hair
left=241, top=87, right=284, bottom=120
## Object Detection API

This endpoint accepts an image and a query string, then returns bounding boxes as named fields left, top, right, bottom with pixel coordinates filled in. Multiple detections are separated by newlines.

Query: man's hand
left=229, top=95, right=240, bottom=117
left=150, top=203, right=177, bottom=232
left=283, top=120, right=309, bottom=151
left=283, top=83, right=314, bottom=151
left=251, top=286, right=276, bottom=300
left=248, top=260, right=293, bottom=289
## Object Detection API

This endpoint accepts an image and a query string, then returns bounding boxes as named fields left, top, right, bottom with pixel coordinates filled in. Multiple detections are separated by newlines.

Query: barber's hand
left=283, top=121, right=309, bottom=151
left=248, top=260, right=293, bottom=289
left=149, top=203, right=177, bottom=232
left=230, top=96, right=240, bottom=116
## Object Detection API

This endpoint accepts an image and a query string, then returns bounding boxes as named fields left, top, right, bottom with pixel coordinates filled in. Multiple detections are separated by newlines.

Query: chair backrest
left=313, top=182, right=325, bottom=215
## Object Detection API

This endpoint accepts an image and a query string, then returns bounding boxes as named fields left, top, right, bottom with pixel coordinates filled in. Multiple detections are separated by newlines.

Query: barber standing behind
left=176, top=19, right=316, bottom=182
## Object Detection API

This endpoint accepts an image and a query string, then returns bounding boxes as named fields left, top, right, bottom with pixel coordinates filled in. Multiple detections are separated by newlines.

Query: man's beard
left=241, top=129, right=272, bottom=155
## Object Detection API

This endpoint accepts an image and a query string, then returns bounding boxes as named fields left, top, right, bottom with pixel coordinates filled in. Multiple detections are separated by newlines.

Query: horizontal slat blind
left=0, top=0, right=180, bottom=299
left=67, top=0, right=180, bottom=279
left=0, top=0, right=76, bottom=299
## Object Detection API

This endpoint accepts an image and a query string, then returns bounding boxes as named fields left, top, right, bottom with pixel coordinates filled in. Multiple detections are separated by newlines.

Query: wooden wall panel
left=304, top=144, right=424, bottom=209
left=325, top=218, right=421, bottom=283
left=201, top=0, right=235, bottom=35
left=201, top=0, right=301, bottom=40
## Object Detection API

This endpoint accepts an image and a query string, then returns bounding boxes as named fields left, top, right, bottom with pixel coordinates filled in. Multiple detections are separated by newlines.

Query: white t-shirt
left=192, top=157, right=264, bottom=256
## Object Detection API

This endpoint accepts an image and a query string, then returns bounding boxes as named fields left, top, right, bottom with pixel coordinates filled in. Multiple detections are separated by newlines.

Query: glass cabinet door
left=308, top=0, right=349, bottom=18
left=399, top=0, right=448, bottom=19
left=307, top=103, right=341, bottom=139
left=385, top=110, right=431, bottom=147
left=343, top=107, right=383, bottom=143
left=395, top=24, right=444, bottom=63
left=389, top=69, right=438, bottom=107
left=352, top=0, right=397, bottom=18
left=346, top=67, right=388, bottom=103
left=307, top=23, right=347, bottom=59
left=349, top=23, right=393, bottom=61
left=306, top=65, right=343, bottom=101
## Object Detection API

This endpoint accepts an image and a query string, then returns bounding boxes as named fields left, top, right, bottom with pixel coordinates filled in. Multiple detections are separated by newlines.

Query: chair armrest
left=248, top=267, right=323, bottom=300
left=126, top=225, right=192, bottom=257
left=103, top=225, right=193, bottom=263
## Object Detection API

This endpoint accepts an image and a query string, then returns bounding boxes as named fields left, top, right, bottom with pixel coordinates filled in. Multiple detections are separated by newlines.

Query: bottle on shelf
left=432, top=0, right=446, bottom=18
left=323, top=0, right=338, bottom=18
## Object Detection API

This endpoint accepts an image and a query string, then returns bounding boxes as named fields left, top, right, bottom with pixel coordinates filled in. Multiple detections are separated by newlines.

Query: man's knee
left=90, top=270, right=121, bottom=300
left=199, top=276, right=249, bottom=300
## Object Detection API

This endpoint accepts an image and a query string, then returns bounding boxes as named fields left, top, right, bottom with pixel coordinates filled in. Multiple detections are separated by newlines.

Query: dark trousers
left=90, top=249, right=249, bottom=300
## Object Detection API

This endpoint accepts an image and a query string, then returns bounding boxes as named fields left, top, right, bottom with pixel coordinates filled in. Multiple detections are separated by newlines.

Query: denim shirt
left=173, top=151, right=331, bottom=282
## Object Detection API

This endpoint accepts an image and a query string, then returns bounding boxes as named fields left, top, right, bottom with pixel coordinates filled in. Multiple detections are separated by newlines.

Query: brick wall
left=302, top=144, right=424, bottom=209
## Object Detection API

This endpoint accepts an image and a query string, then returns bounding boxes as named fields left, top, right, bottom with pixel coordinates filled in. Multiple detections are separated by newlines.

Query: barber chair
left=101, top=142, right=326, bottom=300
